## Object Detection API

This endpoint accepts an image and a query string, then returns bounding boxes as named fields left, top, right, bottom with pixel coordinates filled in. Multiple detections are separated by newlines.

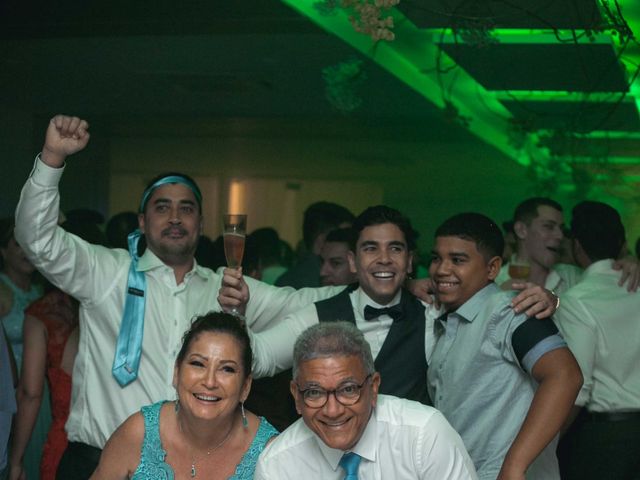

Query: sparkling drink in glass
left=222, top=214, right=247, bottom=317
left=224, top=232, right=245, bottom=268
left=222, top=214, right=247, bottom=268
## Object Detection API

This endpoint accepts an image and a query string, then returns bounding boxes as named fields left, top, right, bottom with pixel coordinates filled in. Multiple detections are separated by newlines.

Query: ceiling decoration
left=286, top=0, right=640, bottom=203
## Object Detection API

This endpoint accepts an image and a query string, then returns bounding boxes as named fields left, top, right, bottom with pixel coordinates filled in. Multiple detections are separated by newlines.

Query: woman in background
left=8, top=219, right=107, bottom=480
left=0, top=217, right=50, bottom=480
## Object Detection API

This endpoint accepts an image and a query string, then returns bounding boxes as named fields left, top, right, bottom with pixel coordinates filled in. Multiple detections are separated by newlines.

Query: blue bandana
left=138, top=175, right=202, bottom=213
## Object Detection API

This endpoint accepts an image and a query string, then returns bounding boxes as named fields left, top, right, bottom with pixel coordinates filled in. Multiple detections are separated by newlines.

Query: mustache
left=161, top=226, right=187, bottom=237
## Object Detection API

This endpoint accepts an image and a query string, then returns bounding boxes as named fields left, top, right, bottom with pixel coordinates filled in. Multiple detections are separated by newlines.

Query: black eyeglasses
left=296, top=374, right=373, bottom=408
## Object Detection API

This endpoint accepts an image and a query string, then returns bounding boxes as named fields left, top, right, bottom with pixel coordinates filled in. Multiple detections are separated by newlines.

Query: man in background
left=319, top=227, right=357, bottom=287
left=555, top=201, right=640, bottom=480
left=497, top=197, right=639, bottom=294
left=276, top=201, right=354, bottom=289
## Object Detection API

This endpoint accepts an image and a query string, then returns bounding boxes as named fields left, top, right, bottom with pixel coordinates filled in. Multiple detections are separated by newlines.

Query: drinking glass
left=223, top=214, right=247, bottom=316
left=508, top=254, right=530, bottom=281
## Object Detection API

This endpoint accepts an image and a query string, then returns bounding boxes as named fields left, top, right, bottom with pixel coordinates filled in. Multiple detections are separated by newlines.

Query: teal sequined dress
left=132, top=401, right=278, bottom=480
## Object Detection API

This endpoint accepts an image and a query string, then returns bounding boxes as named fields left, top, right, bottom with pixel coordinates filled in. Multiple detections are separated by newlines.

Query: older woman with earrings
left=91, top=312, right=278, bottom=479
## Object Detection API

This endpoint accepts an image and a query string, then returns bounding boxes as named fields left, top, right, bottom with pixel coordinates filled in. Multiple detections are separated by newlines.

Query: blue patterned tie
left=111, top=229, right=146, bottom=387
left=339, top=452, right=361, bottom=480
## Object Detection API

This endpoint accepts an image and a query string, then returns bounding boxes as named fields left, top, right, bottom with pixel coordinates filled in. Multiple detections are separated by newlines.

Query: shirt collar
left=354, top=287, right=402, bottom=313
left=437, top=282, right=500, bottom=327
left=314, top=406, right=378, bottom=471
left=136, top=248, right=210, bottom=281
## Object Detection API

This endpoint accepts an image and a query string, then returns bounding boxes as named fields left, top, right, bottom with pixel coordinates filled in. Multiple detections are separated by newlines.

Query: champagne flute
left=223, top=214, right=247, bottom=316
left=508, top=254, right=530, bottom=282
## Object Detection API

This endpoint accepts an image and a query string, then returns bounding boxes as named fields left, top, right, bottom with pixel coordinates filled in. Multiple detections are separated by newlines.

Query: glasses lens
left=335, top=384, right=361, bottom=405
left=303, top=388, right=327, bottom=407
left=300, top=375, right=371, bottom=407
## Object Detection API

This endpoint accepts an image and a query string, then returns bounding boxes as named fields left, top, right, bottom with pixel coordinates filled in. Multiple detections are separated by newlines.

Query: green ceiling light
left=282, top=0, right=640, bottom=211
left=281, top=0, right=534, bottom=167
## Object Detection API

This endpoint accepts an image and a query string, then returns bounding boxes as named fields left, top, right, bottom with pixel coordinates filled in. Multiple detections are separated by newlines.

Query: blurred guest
left=0, top=217, right=51, bottom=480
left=1, top=326, right=17, bottom=479
left=105, top=212, right=138, bottom=250
left=501, top=220, right=516, bottom=264
left=91, top=312, right=278, bottom=479
left=497, top=197, right=639, bottom=293
left=255, top=322, right=477, bottom=479
left=194, top=234, right=216, bottom=270
left=9, top=219, right=107, bottom=480
left=555, top=202, right=640, bottom=480
left=319, top=227, right=357, bottom=287
left=248, top=228, right=287, bottom=285
left=0, top=218, right=44, bottom=370
left=276, top=202, right=354, bottom=289
left=64, top=209, right=104, bottom=227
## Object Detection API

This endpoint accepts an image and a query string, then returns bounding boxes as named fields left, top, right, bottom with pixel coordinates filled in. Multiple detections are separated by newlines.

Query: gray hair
left=292, top=322, right=375, bottom=379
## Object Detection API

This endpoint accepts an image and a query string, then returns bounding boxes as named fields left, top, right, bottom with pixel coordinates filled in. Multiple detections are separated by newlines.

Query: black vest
left=314, top=285, right=431, bottom=405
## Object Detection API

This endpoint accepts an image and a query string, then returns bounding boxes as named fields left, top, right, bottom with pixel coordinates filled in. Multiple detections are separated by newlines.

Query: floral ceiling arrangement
left=316, top=0, right=399, bottom=42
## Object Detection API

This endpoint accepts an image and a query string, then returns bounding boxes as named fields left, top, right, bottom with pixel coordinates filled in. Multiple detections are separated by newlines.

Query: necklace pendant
left=191, top=463, right=196, bottom=477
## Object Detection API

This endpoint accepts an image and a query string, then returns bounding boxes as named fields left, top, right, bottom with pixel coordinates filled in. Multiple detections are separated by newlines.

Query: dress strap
left=132, top=402, right=174, bottom=480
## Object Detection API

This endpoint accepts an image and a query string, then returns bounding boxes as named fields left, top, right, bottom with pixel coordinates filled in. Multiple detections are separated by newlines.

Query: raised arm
left=41, top=115, right=90, bottom=167
left=14, top=115, right=124, bottom=302
left=8, top=315, right=47, bottom=480
left=249, top=303, right=319, bottom=378
left=498, top=347, right=582, bottom=480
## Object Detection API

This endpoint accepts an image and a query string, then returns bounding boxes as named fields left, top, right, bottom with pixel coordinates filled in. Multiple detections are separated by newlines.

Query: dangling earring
left=241, top=401, right=248, bottom=428
left=175, top=395, right=180, bottom=413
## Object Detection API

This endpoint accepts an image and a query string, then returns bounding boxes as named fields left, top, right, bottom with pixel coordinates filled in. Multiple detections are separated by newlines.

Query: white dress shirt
left=14, top=156, right=342, bottom=448
left=554, top=259, right=640, bottom=412
left=249, top=287, right=438, bottom=378
left=255, top=394, right=478, bottom=479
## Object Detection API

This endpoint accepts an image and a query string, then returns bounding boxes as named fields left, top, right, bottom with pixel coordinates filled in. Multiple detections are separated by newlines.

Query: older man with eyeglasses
left=254, top=322, right=478, bottom=480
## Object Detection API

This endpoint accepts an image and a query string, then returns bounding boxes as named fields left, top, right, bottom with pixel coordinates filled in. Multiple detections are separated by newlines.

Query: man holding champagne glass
left=497, top=197, right=640, bottom=294
left=13, top=114, right=346, bottom=478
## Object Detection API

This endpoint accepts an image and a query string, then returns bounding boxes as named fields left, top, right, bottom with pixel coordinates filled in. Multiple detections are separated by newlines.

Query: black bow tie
left=364, top=304, right=403, bottom=321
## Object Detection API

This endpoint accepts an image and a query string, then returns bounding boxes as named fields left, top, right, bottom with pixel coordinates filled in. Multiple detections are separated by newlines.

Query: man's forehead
left=357, top=223, right=407, bottom=244
left=147, top=183, right=198, bottom=203
left=535, top=205, right=564, bottom=223
left=298, top=355, right=365, bottom=381
left=322, top=241, right=350, bottom=255
left=433, top=235, right=479, bottom=254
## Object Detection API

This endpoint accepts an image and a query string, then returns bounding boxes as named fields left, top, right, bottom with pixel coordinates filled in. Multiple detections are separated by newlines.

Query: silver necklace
left=177, top=409, right=236, bottom=478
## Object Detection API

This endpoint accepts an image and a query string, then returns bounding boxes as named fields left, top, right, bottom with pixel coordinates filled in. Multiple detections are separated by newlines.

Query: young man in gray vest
left=247, top=205, right=436, bottom=406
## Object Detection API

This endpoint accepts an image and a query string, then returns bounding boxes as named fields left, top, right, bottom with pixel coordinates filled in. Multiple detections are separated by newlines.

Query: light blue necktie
left=339, top=452, right=361, bottom=480
left=111, top=229, right=146, bottom=387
